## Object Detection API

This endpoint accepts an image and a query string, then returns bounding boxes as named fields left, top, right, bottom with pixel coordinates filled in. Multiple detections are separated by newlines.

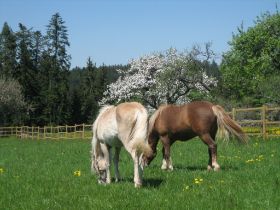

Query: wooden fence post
left=31, top=126, right=34, bottom=139
left=74, top=124, right=77, bottom=139
left=44, top=126, right=46, bottom=139
left=262, top=105, right=267, bottom=140
left=66, top=125, right=68, bottom=138
left=232, top=108, right=236, bottom=121
left=50, top=126, right=53, bottom=139
left=20, top=126, right=23, bottom=139
left=82, top=123, right=85, bottom=139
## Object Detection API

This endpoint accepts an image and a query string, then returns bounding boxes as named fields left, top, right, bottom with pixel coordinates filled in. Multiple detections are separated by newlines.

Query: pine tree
left=41, top=12, right=71, bottom=125
left=81, top=57, right=98, bottom=122
left=0, top=22, right=17, bottom=78
left=16, top=24, right=39, bottom=101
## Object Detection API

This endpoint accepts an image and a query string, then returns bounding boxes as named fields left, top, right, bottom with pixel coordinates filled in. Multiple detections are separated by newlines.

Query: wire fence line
left=0, top=105, right=280, bottom=140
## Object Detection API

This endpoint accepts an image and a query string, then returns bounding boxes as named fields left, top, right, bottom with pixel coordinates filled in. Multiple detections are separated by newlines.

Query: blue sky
left=0, top=0, right=278, bottom=67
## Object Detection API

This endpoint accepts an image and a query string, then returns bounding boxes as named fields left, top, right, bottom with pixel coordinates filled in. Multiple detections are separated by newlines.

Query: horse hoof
left=169, top=165, right=174, bottom=171
left=98, top=180, right=107, bottom=185
left=134, top=183, right=142, bottom=188
left=115, top=177, right=121, bottom=183
left=207, top=165, right=213, bottom=171
left=161, top=166, right=168, bottom=170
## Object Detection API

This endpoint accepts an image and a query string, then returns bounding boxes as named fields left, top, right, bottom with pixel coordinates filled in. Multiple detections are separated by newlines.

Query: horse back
left=153, top=101, right=217, bottom=139
left=116, top=102, right=148, bottom=144
left=94, top=105, right=118, bottom=142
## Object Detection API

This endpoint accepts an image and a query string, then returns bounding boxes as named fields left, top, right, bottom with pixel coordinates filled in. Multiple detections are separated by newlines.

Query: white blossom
left=101, top=47, right=217, bottom=109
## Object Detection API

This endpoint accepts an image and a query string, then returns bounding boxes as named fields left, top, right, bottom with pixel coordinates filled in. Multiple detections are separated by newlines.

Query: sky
left=0, top=0, right=279, bottom=68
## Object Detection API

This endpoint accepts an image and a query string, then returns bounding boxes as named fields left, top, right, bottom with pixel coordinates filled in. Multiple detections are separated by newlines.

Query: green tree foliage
left=0, top=22, right=17, bottom=78
left=81, top=57, right=98, bottom=122
left=220, top=11, right=280, bottom=106
left=41, top=12, right=71, bottom=125
left=79, top=59, right=124, bottom=123
left=0, top=13, right=125, bottom=126
left=16, top=24, right=40, bottom=103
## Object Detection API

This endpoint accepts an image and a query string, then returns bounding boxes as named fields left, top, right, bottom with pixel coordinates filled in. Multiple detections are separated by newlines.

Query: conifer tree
left=0, top=22, right=17, bottom=78
left=41, top=12, right=71, bottom=124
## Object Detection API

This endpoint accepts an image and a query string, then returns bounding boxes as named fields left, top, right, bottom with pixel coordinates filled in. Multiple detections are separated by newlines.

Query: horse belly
left=171, top=129, right=197, bottom=141
left=97, top=118, right=121, bottom=147
left=101, top=136, right=123, bottom=147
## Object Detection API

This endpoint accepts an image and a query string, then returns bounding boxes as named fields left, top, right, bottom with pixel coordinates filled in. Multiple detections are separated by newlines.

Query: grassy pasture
left=0, top=137, right=279, bottom=210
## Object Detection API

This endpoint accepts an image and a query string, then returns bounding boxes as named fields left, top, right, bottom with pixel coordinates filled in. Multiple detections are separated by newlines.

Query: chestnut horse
left=143, top=101, right=247, bottom=171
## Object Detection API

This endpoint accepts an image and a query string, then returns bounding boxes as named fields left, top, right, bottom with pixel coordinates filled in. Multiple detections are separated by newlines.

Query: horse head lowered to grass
left=142, top=101, right=247, bottom=171
left=91, top=102, right=152, bottom=187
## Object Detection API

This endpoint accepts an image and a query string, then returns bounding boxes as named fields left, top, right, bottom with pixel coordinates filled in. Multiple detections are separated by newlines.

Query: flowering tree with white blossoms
left=0, top=78, right=27, bottom=124
left=101, top=44, right=217, bottom=109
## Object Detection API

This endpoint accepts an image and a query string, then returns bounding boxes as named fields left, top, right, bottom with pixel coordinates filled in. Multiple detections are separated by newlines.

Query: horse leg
left=130, top=149, right=143, bottom=187
left=161, top=135, right=173, bottom=171
left=113, top=147, right=121, bottom=182
left=200, top=134, right=220, bottom=171
left=123, top=143, right=142, bottom=187
left=101, top=143, right=112, bottom=183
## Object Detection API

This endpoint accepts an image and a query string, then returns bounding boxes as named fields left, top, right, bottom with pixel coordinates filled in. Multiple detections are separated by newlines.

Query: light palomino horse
left=91, top=102, right=151, bottom=187
left=142, top=101, right=247, bottom=171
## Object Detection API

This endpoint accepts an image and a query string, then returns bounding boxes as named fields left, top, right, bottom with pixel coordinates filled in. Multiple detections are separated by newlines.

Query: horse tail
left=91, top=121, right=100, bottom=173
left=212, top=105, right=247, bottom=143
left=91, top=105, right=114, bottom=173
left=131, top=107, right=152, bottom=157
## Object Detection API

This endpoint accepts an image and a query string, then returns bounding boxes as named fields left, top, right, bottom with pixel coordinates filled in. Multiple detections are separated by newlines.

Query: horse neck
left=148, top=133, right=159, bottom=154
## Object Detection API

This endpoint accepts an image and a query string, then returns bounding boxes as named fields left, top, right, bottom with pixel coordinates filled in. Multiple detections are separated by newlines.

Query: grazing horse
left=91, top=102, right=151, bottom=187
left=142, top=101, right=247, bottom=171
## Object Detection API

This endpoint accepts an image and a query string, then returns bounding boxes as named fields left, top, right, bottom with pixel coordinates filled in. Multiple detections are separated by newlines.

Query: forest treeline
left=0, top=13, right=130, bottom=126
left=1, top=11, right=279, bottom=126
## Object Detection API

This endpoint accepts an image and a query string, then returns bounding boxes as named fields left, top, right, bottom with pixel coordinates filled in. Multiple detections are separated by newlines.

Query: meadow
left=0, top=137, right=279, bottom=210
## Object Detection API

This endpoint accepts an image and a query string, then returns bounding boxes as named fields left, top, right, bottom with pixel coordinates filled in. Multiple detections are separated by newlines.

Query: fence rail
left=1, top=105, right=280, bottom=140
left=0, top=124, right=92, bottom=140
left=229, top=105, right=280, bottom=139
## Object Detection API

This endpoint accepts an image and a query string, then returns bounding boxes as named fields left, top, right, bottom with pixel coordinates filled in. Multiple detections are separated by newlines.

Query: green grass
left=0, top=137, right=279, bottom=210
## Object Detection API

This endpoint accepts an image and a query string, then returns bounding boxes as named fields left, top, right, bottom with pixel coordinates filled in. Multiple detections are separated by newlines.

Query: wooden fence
left=0, top=124, right=92, bottom=140
left=229, top=105, right=280, bottom=139
left=0, top=106, right=280, bottom=140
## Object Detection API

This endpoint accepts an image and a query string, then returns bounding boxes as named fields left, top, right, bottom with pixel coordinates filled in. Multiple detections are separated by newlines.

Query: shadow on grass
left=143, top=178, right=164, bottom=188
left=119, top=177, right=164, bottom=188
left=172, top=164, right=240, bottom=171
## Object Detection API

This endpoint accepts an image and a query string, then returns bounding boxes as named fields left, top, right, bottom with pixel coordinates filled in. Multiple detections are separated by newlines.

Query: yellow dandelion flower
left=245, top=159, right=255, bottom=163
left=185, top=185, right=190, bottom=190
left=74, top=170, right=81, bottom=177
left=194, top=178, right=203, bottom=184
left=0, top=168, right=4, bottom=174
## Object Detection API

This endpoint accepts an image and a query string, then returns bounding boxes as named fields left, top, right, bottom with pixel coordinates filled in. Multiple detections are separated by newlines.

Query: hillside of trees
left=1, top=11, right=279, bottom=126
